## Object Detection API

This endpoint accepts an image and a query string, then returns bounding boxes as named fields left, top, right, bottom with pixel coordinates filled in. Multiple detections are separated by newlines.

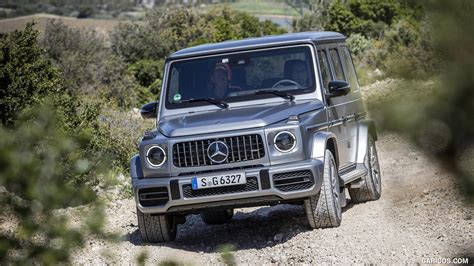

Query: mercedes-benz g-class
left=131, top=31, right=382, bottom=242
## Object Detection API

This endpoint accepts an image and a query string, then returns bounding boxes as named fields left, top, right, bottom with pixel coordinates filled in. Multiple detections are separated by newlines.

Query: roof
left=168, top=31, right=346, bottom=60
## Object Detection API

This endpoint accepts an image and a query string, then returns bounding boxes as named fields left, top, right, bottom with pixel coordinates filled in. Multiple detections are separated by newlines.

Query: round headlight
left=274, top=131, right=296, bottom=152
left=146, top=145, right=166, bottom=167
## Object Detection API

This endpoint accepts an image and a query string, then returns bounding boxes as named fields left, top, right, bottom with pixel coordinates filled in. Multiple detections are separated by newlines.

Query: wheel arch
left=310, top=131, right=340, bottom=167
left=356, top=120, right=377, bottom=164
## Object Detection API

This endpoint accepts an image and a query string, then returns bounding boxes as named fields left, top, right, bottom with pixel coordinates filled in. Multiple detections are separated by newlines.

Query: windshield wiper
left=254, top=89, right=295, bottom=101
left=180, top=98, right=229, bottom=109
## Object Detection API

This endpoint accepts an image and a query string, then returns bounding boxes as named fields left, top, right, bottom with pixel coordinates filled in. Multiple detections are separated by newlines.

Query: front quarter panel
left=310, top=131, right=339, bottom=166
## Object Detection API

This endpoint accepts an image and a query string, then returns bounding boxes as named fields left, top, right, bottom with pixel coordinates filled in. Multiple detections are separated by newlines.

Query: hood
left=158, top=100, right=323, bottom=137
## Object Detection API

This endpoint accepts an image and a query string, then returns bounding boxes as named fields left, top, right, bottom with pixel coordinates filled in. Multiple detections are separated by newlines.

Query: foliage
left=88, top=100, right=154, bottom=171
left=346, top=33, right=371, bottom=56
left=381, top=19, right=436, bottom=79
left=325, top=1, right=369, bottom=37
left=128, top=59, right=164, bottom=88
left=0, top=104, right=109, bottom=264
left=0, top=23, right=63, bottom=127
left=292, top=12, right=325, bottom=32
left=111, top=6, right=286, bottom=64
left=42, top=19, right=144, bottom=108
left=77, top=4, right=94, bottom=18
left=348, top=0, right=400, bottom=26
left=366, top=1, right=474, bottom=199
left=292, top=0, right=434, bottom=81
left=0, top=0, right=136, bottom=19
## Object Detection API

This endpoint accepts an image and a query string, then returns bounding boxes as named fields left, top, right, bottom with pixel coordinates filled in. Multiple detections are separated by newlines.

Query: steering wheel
left=272, top=79, right=301, bottom=88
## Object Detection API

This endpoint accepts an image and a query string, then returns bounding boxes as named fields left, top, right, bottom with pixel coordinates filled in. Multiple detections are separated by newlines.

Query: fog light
left=274, top=131, right=296, bottom=152
left=146, top=146, right=166, bottom=167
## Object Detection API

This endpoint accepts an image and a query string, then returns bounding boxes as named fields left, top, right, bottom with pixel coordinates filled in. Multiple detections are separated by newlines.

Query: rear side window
left=329, top=49, right=345, bottom=81
left=318, top=50, right=331, bottom=91
left=340, top=47, right=359, bottom=90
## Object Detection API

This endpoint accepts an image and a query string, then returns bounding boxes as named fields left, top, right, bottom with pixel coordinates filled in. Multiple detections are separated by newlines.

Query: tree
left=0, top=23, right=63, bottom=126
left=285, top=0, right=332, bottom=17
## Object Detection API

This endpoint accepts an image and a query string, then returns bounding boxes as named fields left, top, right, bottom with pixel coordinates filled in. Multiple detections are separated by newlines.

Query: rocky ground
left=72, top=132, right=473, bottom=264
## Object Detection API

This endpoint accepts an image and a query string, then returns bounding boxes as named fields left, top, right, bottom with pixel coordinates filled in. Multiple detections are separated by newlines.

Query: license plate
left=191, top=172, right=245, bottom=190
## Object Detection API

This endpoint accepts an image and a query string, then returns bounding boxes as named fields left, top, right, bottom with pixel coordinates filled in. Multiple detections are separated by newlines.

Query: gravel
left=72, top=133, right=474, bottom=264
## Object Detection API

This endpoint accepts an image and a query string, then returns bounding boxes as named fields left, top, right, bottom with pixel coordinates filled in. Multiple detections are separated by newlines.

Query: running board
left=340, top=167, right=367, bottom=185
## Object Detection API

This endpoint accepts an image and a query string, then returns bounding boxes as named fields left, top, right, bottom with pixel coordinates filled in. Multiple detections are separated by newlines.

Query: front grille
left=182, top=176, right=258, bottom=198
left=172, top=134, right=265, bottom=168
left=273, top=170, right=314, bottom=192
left=138, top=187, right=169, bottom=207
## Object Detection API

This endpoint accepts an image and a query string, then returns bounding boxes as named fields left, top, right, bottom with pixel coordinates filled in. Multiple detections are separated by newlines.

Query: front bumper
left=131, top=158, right=324, bottom=214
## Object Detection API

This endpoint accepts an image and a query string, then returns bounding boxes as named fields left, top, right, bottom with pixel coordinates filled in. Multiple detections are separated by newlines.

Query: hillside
left=0, top=13, right=120, bottom=33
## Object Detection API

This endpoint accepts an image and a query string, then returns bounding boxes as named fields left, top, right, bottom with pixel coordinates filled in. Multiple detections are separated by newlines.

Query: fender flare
left=130, top=154, right=143, bottom=181
left=310, top=131, right=340, bottom=167
left=356, top=120, right=377, bottom=164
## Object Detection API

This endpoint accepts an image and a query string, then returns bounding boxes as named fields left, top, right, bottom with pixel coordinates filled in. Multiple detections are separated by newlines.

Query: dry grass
left=0, top=13, right=120, bottom=34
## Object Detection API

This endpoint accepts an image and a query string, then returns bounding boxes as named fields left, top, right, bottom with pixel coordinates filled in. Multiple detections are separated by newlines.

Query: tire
left=349, top=135, right=382, bottom=203
left=137, top=208, right=177, bottom=243
left=304, top=149, right=342, bottom=229
left=201, top=209, right=234, bottom=225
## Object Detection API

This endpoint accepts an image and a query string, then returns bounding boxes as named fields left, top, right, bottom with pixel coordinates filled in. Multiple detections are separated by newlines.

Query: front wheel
left=348, top=135, right=382, bottom=203
left=137, top=208, right=177, bottom=243
left=304, top=149, right=342, bottom=228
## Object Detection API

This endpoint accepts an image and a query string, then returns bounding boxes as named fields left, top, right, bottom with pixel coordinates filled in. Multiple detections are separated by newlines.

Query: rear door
left=339, top=46, right=364, bottom=164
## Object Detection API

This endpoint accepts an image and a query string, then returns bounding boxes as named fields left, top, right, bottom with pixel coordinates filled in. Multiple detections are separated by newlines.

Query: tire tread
left=305, top=150, right=342, bottom=229
left=137, top=208, right=176, bottom=243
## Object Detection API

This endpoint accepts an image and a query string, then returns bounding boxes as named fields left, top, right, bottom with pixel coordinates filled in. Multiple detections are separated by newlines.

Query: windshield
left=165, top=45, right=316, bottom=109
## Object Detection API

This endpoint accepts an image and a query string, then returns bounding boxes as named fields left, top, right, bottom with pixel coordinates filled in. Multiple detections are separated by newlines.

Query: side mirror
left=327, top=80, right=351, bottom=98
left=140, top=101, right=158, bottom=119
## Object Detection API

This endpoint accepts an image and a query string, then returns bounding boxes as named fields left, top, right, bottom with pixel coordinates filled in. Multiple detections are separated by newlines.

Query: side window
left=341, top=47, right=359, bottom=90
left=318, top=50, right=331, bottom=91
left=329, top=48, right=345, bottom=81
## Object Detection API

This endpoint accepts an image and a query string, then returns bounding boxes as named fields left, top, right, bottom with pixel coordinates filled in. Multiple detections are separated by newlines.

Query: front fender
left=310, top=131, right=339, bottom=166
left=356, top=120, right=377, bottom=164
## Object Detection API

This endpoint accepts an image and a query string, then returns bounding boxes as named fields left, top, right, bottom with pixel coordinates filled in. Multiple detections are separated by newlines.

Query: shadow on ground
left=125, top=201, right=356, bottom=253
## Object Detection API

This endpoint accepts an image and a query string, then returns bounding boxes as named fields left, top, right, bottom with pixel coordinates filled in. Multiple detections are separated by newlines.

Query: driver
left=210, top=63, right=232, bottom=99
left=285, top=60, right=309, bottom=87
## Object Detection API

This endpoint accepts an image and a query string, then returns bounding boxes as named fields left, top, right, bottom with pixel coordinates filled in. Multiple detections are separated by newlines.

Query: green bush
left=348, top=0, right=400, bottom=26
left=294, top=0, right=434, bottom=81
left=42, top=19, right=143, bottom=108
left=0, top=103, right=109, bottom=264
left=111, top=6, right=286, bottom=64
left=0, top=23, right=64, bottom=127
left=77, top=4, right=94, bottom=18
left=325, top=1, right=369, bottom=37
left=127, top=59, right=164, bottom=88
left=346, top=33, right=371, bottom=56
left=292, top=12, right=325, bottom=32
left=89, top=100, right=154, bottom=171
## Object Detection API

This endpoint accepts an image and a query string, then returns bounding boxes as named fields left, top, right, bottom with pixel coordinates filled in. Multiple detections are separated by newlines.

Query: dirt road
left=73, top=133, right=473, bottom=264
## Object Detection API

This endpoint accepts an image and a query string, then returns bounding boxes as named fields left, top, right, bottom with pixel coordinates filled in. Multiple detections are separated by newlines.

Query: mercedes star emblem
left=207, top=141, right=229, bottom=163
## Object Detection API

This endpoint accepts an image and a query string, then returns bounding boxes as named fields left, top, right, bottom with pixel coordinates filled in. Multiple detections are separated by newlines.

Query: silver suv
left=131, top=31, right=382, bottom=243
